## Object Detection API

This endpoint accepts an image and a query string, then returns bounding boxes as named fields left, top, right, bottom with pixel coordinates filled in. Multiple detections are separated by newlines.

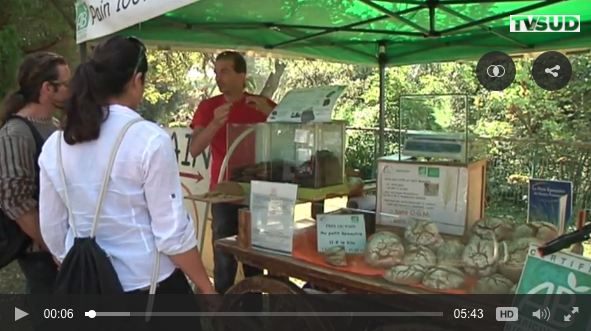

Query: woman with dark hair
left=37, top=36, right=214, bottom=329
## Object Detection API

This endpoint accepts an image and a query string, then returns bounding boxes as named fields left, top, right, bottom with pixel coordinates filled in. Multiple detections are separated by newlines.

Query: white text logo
left=510, top=15, right=580, bottom=32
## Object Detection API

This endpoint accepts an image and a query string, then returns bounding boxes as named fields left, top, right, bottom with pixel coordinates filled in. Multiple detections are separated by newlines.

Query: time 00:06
left=453, top=309, right=484, bottom=319
left=44, top=309, right=74, bottom=319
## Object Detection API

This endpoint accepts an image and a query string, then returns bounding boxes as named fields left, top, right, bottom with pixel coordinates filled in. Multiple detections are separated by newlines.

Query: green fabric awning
left=112, top=0, right=590, bottom=66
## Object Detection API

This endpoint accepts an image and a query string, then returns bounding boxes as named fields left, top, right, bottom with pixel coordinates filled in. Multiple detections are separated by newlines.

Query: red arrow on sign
left=180, top=171, right=204, bottom=183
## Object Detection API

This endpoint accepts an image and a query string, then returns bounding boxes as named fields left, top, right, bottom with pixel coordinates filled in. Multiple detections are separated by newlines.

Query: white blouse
left=38, top=105, right=196, bottom=291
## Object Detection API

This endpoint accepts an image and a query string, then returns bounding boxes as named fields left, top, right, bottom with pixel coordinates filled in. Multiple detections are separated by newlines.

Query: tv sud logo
left=510, top=15, right=580, bottom=32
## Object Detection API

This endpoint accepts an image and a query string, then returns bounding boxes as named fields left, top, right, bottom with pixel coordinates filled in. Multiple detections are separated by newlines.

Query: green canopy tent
left=76, top=0, right=590, bottom=254
left=77, top=0, right=591, bottom=155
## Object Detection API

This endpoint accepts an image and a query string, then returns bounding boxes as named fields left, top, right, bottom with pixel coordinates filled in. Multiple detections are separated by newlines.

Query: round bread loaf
left=404, top=219, right=444, bottom=249
left=513, top=221, right=559, bottom=242
left=470, top=274, right=514, bottom=294
left=499, top=237, right=543, bottom=283
left=383, top=264, right=428, bottom=285
left=462, top=239, right=501, bottom=278
left=436, top=240, right=465, bottom=267
left=422, top=265, right=465, bottom=290
left=363, top=231, right=405, bottom=268
left=402, top=245, right=437, bottom=269
left=470, top=217, right=515, bottom=241
left=322, top=245, right=347, bottom=267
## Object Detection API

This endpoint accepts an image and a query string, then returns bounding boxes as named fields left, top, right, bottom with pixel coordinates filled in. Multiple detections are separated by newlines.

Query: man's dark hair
left=0, top=52, right=67, bottom=125
left=62, top=36, right=148, bottom=145
left=215, top=51, right=247, bottom=73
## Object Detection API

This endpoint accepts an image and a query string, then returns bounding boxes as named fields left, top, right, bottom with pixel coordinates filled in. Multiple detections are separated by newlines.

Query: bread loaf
left=383, top=264, right=428, bottom=285
left=436, top=240, right=465, bottom=267
left=404, top=219, right=444, bottom=249
left=470, top=274, right=514, bottom=294
left=363, top=231, right=405, bottom=268
left=422, top=265, right=465, bottom=290
left=402, top=245, right=437, bottom=269
left=322, top=245, right=347, bottom=267
left=499, top=237, right=543, bottom=283
left=462, top=239, right=501, bottom=278
left=514, top=221, right=559, bottom=242
left=470, top=217, right=515, bottom=241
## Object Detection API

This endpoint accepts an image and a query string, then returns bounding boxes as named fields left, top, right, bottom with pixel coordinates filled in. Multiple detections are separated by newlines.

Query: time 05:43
left=454, top=309, right=483, bottom=318
left=44, top=309, right=74, bottom=319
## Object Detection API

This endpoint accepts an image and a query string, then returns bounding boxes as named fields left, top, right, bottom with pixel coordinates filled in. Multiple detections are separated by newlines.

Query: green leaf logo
left=76, top=1, right=90, bottom=31
left=568, top=272, right=590, bottom=293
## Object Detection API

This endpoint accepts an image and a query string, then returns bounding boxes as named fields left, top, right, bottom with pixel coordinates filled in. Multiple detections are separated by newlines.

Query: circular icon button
left=531, top=51, right=572, bottom=91
left=476, top=51, right=516, bottom=91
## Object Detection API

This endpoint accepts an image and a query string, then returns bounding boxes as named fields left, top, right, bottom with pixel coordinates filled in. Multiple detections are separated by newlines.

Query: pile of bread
left=363, top=218, right=559, bottom=294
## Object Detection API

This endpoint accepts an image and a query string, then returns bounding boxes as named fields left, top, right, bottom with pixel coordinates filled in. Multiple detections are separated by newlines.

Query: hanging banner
left=75, top=0, right=200, bottom=44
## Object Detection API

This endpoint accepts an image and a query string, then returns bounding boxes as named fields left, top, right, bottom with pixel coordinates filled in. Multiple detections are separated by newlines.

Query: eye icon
left=487, top=65, right=505, bottom=78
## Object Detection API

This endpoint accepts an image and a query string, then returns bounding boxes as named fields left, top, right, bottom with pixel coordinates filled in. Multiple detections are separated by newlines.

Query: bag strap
left=57, top=118, right=143, bottom=237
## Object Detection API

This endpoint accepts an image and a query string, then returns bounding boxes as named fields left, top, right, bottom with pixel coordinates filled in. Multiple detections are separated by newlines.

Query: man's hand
left=213, top=103, right=231, bottom=127
left=246, top=96, right=274, bottom=116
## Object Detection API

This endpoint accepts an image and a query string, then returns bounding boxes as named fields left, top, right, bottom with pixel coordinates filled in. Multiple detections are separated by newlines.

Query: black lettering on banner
left=117, top=0, right=145, bottom=12
left=181, top=133, right=195, bottom=167
left=170, top=131, right=181, bottom=162
left=89, top=0, right=111, bottom=24
left=170, top=131, right=211, bottom=170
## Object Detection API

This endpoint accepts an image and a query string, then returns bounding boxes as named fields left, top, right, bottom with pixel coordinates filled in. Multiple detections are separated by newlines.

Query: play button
left=15, top=307, right=28, bottom=321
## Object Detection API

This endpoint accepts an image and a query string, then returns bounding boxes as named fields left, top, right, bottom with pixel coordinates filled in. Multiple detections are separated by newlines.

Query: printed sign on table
left=316, top=214, right=367, bottom=253
left=267, top=85, right=345, bottom=123
left=509, top=244, right=591, bottom=331
left=377, top=162, right=469, bottom=235
left=250, top=181, right=298, bottom=256
left=528, top=179, right=573, bottom=232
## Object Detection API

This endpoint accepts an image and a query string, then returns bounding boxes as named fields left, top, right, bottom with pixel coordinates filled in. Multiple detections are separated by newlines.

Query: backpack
left=0, top=115, right=45, bottom=269
left=53, top=117, right=161, bottom=299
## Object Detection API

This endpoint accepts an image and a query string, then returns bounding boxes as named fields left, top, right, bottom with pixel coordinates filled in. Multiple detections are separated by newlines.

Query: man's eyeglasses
left=50, top=80, right=70, bottom=88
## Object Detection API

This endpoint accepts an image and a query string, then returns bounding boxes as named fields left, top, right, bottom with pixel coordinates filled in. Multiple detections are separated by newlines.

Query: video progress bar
left=92, top=312, right=443, bottom=317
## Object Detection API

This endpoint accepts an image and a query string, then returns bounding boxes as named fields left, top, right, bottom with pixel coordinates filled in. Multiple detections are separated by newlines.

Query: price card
left=316, top=214, right=366, bottom=254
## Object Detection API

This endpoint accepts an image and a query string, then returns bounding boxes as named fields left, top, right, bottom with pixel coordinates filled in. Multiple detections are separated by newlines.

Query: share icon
left=545, top=65, right=560, bottom=77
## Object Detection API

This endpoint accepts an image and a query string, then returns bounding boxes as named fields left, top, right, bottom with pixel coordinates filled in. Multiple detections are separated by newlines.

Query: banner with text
left=76, top=0, right=199, bottom=43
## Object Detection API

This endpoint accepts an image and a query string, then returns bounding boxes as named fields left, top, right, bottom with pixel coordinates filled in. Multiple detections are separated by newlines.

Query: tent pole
left=78, top=42, right=88, bottom=61
left=378, top=42, right=387, bottom=158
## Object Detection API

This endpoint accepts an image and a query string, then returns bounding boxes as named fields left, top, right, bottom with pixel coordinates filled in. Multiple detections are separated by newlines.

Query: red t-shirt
left=190, top=93, right=276, bottom=189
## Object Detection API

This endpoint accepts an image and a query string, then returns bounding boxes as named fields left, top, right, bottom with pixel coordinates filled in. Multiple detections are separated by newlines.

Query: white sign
left=376, top=162, right=469, bottom=235
left=510, top=15, right=580, bottom=32
left=76, top=0, right=200, bottom=43
left=250, top=181, right=298, bottom=255
left=316, top=214, right=366, bottom=254
left=267, top=86, right=345, bottom=123
left=166, top=127, right=210, bottom=249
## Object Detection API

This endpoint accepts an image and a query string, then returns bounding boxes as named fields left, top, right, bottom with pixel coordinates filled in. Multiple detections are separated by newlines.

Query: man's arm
left=0, top=134, right=47, bottom=249
left=189, top=100, right=221, bottom=158
left=190, top=123, right=221, bottom=158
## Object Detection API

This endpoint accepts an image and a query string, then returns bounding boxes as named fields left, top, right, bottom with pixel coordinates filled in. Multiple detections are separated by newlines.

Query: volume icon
left=533, top=307, right=550, bottom=321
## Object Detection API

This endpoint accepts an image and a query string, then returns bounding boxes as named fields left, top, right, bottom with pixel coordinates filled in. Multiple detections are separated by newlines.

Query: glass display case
left=226, top=121, right=347, bottom=189
left=396, top=95, right=486, bottom=163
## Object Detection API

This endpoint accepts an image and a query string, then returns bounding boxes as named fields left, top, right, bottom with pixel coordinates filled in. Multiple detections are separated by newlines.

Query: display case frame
left=224, top=121, right=350, bottom=201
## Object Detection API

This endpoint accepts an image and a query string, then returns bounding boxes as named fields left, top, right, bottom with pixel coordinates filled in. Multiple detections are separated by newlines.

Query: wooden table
left=215, top=237, right=505, bottom=331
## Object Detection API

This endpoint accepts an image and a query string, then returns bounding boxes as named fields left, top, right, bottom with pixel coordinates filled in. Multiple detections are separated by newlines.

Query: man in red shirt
left=189, top=51, right=276, bottom=296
